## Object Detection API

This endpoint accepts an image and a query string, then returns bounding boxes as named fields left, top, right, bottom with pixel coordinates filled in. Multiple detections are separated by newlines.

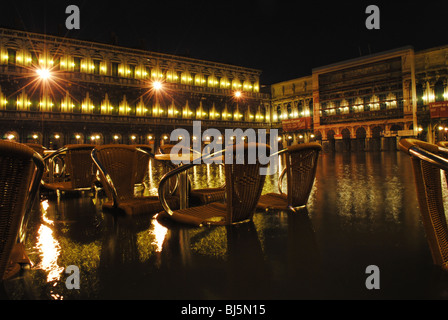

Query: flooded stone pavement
left=2, top=151, right=448, bottom=300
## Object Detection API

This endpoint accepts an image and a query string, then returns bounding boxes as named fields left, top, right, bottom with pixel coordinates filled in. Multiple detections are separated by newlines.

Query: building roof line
left=312, top=46, right=414, bottom=73
left=0, top=27, right=262, bottom=75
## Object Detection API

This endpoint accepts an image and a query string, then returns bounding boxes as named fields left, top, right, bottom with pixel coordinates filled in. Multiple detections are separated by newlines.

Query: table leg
left=179, top=170, right=188, bottom=209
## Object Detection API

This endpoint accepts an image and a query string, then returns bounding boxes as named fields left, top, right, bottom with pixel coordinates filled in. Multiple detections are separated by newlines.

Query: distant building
left=271, top=45, right=448, bottom=151
left=0, top=28, right=270, bottom=150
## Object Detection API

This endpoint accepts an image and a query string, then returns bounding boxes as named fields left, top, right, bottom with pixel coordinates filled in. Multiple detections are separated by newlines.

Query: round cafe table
left=154, top=153, right=200, bottom=209
left=154, top=152, right=223, bottom=209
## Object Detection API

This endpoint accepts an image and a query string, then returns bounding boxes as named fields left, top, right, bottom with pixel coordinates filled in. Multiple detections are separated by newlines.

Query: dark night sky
left=1, top=1, right=448, bottom=84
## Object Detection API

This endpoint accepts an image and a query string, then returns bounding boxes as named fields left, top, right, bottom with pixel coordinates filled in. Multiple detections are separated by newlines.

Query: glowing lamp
left=36, top=68, right=51, bottom=80
left=153, top=81, right=163, bottom=90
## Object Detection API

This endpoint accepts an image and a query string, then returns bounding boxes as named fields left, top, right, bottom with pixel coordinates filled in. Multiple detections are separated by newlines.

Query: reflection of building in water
left=271, top=45, right=448, bottom=151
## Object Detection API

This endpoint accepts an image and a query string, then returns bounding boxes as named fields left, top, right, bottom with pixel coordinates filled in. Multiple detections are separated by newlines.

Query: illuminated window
left=232, top=78, right=242, bottom=90
left=15, top=50, right=32, bottom=66
left=0, top=47, right=8, bottom=64
left=81, top=57, right=95, bottom=73
left=118, top=63, right=131, bottom=77
left=60, top=55, right=75, bottom=71
left=136, top=99, right=148, bottom=116
left=194, top=74, right=206, bottom=86
left=220, top=77, right=230, bottom=89
left=386, top=93, right=397, bottom=109
left=151, top=66, right=164, bottom=81
left=208, top=75, right=218, bottom=88
left=369, top=95, right=380, bottom=111
left=243, top=80, right=253, bottom=92
left=39, top=52, right=54, bottom=69
left=166, top=70, right=179, bottom=83
left=135, top=65, right=149, bottom=79
left=181, top=71, right=193, bottom=85
left=98, top=61, right=108, bottom=75
left=119, top=96, right=131, bottom=115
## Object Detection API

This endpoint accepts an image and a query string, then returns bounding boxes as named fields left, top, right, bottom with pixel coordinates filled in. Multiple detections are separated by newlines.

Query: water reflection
left=34, top=200, right=64, bottom=284
left=4, top=151, right=448, bottom=299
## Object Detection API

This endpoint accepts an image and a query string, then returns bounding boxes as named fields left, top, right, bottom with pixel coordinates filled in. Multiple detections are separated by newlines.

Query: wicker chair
left=399, top=138, right=448, bottom=270
left=157, top=143, right=269, bottom=227
left=0, top=141, right=45, bottom=281
left=42, top=144, right=96, bottom=193
left=257, top=142, right=322, bottom=212
left=92, top=144, right=179, bottom=216
left=158, top=144, right=225, bottom=206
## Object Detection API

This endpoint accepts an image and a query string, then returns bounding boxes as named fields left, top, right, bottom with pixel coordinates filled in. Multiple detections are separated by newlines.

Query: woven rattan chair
left=42, top=144, right=96, bottom=193
left=92, top=144, right=179, bottom=216
left=157, top=143, right=269, bottom=227
left=399, top=138, right=448, bottom=270
left=257, top=142, right=321, bottom=212
left=0, top=141, right=44, bottom=281
left=158, top=144, right=225, bottom=206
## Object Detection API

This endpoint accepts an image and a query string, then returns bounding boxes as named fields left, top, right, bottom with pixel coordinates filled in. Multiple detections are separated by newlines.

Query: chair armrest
left=91, top=148, right=120, bottom=207
left=400, top=139, right=448, bottom=171
left=277, top=167, right=287, bottom=195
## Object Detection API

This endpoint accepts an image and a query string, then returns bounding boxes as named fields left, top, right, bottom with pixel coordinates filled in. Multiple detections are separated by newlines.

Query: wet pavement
left=2, top=151, right=448, bottom=300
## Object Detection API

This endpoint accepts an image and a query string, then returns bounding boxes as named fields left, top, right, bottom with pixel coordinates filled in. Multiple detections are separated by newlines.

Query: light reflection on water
left=10, top=151, right=448, bottom=299
left=32, top=200, right=65, bottom=299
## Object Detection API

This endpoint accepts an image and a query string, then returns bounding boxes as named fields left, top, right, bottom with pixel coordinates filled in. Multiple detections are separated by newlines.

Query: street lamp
left=36, top=68, right=51, bottom=80
left=153, top=81, right=163, bottom=91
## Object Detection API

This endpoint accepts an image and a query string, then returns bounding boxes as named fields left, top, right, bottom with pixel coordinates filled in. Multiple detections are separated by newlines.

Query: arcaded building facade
left=0, top=28, right=271, bottom=150
left=271, top=45, right=448, bottom=152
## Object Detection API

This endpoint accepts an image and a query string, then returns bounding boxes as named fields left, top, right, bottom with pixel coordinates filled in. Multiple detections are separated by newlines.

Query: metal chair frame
left=399, top=138, right=448, bottom=270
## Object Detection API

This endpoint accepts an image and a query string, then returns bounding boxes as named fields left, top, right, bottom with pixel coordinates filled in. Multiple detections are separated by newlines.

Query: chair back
left=0, top=141, right=44, bottom=280
left=284, top=143, right=322, bottom=207
left=63, top=145, right=96, bottom=189
left=399, top=138, right=448, bottom=270
left=224, top=143, right=269, bottom=223
left=92, top=145, right=139, bottom=204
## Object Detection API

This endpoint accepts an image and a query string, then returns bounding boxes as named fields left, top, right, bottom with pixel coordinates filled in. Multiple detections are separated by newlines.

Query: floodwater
left=2, top=151, right=448, bottom=300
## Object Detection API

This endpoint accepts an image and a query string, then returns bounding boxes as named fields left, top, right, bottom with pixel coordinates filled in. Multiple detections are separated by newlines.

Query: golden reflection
left=333, top=154, right=403, bottom=228
left=137, top=219, right=168, bottom=262
left=41, top=199, right=53, bottom=225
left=151, top=219, right=168, bottom=253
left=34, top=200, right=65, bottom=289
left=35, top=224, right=64, bottom=283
